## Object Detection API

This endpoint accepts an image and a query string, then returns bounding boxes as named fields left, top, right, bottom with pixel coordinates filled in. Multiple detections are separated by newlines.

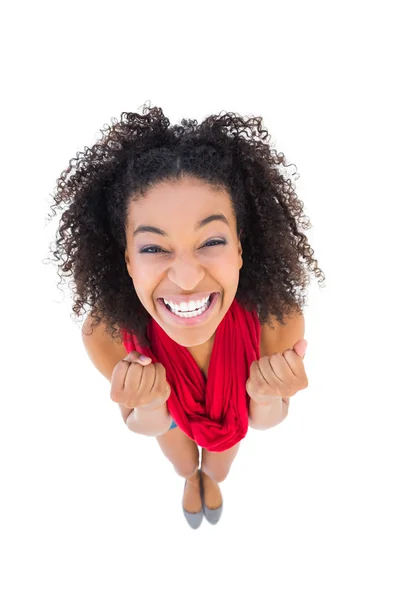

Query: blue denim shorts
left=169, top=419, right=178, bottom=430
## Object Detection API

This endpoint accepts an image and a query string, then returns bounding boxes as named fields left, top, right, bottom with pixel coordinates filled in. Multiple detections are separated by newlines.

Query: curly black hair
left=45, top=103, right=325, bottom=348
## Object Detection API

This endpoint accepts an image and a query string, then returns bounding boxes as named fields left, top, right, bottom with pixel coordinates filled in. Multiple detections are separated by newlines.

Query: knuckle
left=112, top=362, right=122, bottom=375
left=110, top=390, right=120, bottom=403
left=254, top=381, right=264, bottom=394
left=157, top=362, right=166, bottom=375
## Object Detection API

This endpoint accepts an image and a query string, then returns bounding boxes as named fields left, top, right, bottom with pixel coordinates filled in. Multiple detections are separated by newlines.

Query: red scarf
left=121, top=298, right=261, bottom=452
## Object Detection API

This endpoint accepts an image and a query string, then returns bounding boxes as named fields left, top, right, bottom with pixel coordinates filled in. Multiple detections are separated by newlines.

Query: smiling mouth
left=162, top=293, right=215, bottom=315
left=156, top=292, right=220, bottom=323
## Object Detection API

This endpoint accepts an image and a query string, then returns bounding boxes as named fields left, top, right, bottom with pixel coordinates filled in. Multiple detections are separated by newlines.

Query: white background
left=1, top=1, right=399, bottom=598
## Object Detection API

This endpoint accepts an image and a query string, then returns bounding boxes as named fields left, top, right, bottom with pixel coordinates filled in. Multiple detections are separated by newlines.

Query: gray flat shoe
left=199, top=470, right=223, bottom=525
left=182, top=477, right=203, bottom=529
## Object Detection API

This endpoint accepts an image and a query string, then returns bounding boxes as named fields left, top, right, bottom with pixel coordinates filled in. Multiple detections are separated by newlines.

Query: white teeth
left=163, top=295, right=210, bottom=312
left=170, top=304, right=208, bottom=318
left=162, top=294, right=213, bottom=318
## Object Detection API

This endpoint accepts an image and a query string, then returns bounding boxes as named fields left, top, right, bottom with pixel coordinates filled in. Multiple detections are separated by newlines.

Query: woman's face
left=124, top=177, right=243, bottom=348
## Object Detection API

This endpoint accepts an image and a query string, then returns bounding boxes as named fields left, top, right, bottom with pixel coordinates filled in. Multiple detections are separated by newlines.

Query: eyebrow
left=132, top=213, right=230, bottom=237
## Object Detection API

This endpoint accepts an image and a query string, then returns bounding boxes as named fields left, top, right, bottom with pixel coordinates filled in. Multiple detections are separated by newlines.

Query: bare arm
left=125, top=400, right=173, bottom=436
left=249, top=311, right=305, bottom=430
left=81, top=314, right=172, bottom=436
left=249, top=396, right=289, bottom=430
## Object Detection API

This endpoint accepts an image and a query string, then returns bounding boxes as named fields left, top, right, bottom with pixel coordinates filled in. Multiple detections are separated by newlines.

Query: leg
left=201, top=441, right=241, bottom=482
left=156, top=426, right=202, bottom=512
left=200, top=442, right=242, bottom=509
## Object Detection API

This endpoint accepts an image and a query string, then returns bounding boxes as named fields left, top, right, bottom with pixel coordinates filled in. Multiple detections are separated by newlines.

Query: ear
left=238, top=236, right=243, bottom=269
left=238, top=228, right=243, bottom=253
left=125, top=250, right=132, bottom=278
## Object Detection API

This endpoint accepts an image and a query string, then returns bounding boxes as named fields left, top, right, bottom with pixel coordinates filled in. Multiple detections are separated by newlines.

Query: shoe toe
left=182, top=507, right=203, bottom=529
left=199, top=471, right=223, bottom=525
left=203, top=503, right=223, bottom=525
left=182, top=478, right=203, bottom=529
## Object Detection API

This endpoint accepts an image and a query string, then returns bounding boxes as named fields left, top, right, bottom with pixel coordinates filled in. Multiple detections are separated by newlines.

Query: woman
left=47, top=104, right=325, bottom=529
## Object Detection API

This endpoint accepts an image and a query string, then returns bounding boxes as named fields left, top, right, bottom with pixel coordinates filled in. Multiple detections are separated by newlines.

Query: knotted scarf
left=121, top=298, right=261, bottom=452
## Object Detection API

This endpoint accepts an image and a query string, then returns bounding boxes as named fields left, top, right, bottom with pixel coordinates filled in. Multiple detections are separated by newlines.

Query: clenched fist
left=110, top=351, right=171, bottom=411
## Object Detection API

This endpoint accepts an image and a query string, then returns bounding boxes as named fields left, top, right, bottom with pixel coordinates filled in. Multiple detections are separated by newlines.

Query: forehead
left=128, top=178, right=235, bottom=224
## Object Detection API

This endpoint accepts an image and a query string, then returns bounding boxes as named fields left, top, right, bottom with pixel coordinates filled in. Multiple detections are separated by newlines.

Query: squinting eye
left=139, top=246, right=164, bottom=254
left=139, top=239, right=226, bottom=254
left=203, top=239, right=226, bottom=248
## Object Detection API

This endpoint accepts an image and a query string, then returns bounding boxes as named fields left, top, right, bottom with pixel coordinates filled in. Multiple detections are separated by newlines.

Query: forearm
left=126, top=401, right=173, bottom=437
left=248, top=395, right=289, bottom=430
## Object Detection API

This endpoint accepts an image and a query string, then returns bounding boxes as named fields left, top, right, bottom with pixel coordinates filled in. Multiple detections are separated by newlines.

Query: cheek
left=215, top=255, right=241, bottom=280
left=130, top=269, right=151, bottom=297
left=131, top=266, right=162, bottom=307
left=131, top=260, right=156, bottom=283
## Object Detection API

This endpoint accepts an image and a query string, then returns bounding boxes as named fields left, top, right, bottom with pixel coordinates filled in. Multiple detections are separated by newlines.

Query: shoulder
left=260, top=310, right=305, bottom=356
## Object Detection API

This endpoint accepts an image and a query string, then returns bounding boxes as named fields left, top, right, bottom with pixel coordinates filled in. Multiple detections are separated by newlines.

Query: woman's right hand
left=110, top=351, right=171, bottom=410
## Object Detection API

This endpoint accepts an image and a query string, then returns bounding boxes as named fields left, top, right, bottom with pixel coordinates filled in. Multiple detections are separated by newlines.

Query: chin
left=168, top=329, right=214, bottom=348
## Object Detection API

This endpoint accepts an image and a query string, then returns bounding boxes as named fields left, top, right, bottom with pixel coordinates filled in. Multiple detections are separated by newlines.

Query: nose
left=167, top=252, right=206, bottom=290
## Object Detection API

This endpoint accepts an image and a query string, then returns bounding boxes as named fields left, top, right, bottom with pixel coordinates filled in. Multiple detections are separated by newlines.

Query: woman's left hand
left=246, top=339, right=309, bottom=403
